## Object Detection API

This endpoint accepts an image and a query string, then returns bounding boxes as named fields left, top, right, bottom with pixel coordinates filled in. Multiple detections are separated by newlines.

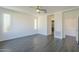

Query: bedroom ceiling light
left=36, top=6, right=47, bottom=13
left=36, top=9, right=40, bottom=13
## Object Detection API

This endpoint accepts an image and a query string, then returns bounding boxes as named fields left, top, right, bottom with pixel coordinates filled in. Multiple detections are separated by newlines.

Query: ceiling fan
left=36, top=6, right=47, bottom=13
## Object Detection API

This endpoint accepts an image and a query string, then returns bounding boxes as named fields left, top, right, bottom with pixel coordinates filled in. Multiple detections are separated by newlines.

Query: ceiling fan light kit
left=36, top=6, right=47, bottom=13
left=36, top=9, right=40, bottom=13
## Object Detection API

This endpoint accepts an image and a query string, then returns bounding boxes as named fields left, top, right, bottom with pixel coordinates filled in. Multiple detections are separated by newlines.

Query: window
left=34, top=19, right=37, bottom=30
left=3, top=13, right=11, bottom=32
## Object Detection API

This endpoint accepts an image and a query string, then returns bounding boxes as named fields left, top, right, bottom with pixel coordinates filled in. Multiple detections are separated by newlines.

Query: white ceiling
left=1, top=6, right=79, bottom=16
left=40, top=6, right=79, bottom=13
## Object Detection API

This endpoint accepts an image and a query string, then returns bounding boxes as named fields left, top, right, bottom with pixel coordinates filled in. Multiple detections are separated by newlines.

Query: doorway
left=47, top=15, right=55, bottom=35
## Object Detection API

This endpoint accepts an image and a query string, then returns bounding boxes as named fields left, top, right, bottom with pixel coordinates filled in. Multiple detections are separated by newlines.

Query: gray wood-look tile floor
left=0, top=34, right=79, bottom=52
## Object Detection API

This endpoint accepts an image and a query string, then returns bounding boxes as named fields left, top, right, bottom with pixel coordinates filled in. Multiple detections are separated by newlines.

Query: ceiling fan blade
left=40, top=9, right=47, bottom=13
left=36, top=6, right=40, bottom=9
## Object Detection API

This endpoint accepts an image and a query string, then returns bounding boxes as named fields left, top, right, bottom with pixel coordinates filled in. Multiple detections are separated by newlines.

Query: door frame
left=76, top=16, right=79, bottom=44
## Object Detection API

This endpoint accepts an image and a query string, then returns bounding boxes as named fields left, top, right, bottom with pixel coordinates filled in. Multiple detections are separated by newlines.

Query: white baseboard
left=1, top=33, right=37, bottom=41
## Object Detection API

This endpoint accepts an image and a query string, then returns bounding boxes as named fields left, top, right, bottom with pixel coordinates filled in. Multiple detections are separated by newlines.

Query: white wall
left=54, top=12, right=64, bottom=39
left=0, top=13, right=4, bottom=41
left=63, top=9, right=79, bottom=37
left=37, top=14, right=48, bottom=35
left=64, top=14, right=77, bottom=36
left=0, top=7, right=37, bottom=41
